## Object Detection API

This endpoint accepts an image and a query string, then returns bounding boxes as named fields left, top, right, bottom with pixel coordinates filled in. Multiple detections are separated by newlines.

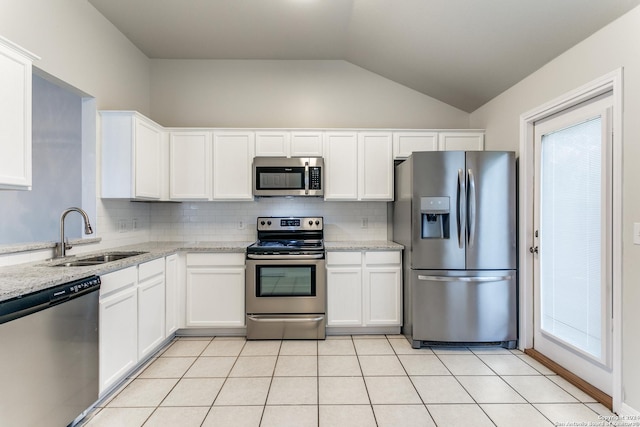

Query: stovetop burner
left=247, top=216, right=324, bottom=259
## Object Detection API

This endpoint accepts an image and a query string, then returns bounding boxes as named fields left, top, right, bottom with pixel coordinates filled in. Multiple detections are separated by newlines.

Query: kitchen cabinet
left=137, top=258, right=165, bottom=360
left=438, top=131, right=484, bottom=151
left=169, top=130, right=212, bottom=200
left=324, top=131, right=393, bottom=201
left=323, top=132, right=358, bottom=200
left=358, top=132, right=393, bottom=200
left=363, top=251, right=402, bottom=326
left=101, top=111, right=167, bottom=200
left=212, top=131, right=255, bottom=200
left=255, top=130, right=323, bottom=157
left=393, top=131, right=438, bottom=159
left=326, top=250, right=402, bottom=331
left=0, top=37, right=38, bottom=190
left=290, top=131, right=324, bottom=157
left=165, top=253, right=180, bottom=336
left=326, top=251, right=363, bottom=326
left=99, top=266, right=138, bottom=394
left=185, top=253, right=245, bottom=328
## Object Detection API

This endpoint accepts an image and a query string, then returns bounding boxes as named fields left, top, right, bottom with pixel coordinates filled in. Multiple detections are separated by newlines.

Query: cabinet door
left=212, top=131, right=255, bottom=200
left=99, top=287, right=137, bottom=394
left=165, top=254, right=179, bottom=336
left=324, top=132, right=358, bottom=200
left=326, top=267, right=363, bottom=326
left=393, top=132, right=438, bottom=159
left=255, top=131, right=290, bottom=157
left=358, top=132, right=393, bottom=201
left=0, top=38, right=35, bottom=190
left=438, top=131, right=484, bottom=151
left=290, top=131, right=323, bottom=157
left=186, top=267, right=245, bottom=327
left=169, top=131, right=212, bottom=200
left=138, top=274, right=166, bottom=359
left=364, top=267, right=402, bottom=326
left=134, top=117, right=163, bottom=199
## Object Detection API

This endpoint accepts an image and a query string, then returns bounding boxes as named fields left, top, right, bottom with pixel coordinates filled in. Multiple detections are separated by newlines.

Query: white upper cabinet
left=324, top=131, right=393, bottom=201
left=358, top=132, right=393, bottom=201
left=169, top=131, right=212, bottom=200
left=101, top=111, right=166, bottom=200
left=255, top=131, right=289, bottom=157
left=213, top=131, right=255, bottom=200
left=392, top=131, right=438, bottom=159
left=290, top=131, right=323, bottom=157
left=323, top=132, right=358, bottom=200
left=255, top=130, right=323, bottom=157
left=0, top=37, right=38, bottom=190
left=438, top=131, right=484, bottom=151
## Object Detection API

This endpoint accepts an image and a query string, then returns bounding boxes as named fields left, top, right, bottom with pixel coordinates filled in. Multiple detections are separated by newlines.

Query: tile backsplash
left=147, top=198, right=389, bottom=242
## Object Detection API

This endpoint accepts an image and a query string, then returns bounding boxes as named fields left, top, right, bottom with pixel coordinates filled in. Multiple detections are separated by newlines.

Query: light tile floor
left=79, top=335, right=616, bottom=427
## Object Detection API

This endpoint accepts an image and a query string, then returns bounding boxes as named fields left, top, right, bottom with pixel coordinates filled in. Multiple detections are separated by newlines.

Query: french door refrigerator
left=393, top=151, right=517, bottom=349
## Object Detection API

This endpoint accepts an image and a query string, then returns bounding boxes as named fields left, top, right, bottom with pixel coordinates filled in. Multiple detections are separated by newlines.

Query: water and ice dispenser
left=420, top=197, right=450, bottom=239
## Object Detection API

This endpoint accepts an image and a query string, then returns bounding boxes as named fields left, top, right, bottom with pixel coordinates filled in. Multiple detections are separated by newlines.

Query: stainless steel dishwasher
left=0, top=276, right=101, bottom=427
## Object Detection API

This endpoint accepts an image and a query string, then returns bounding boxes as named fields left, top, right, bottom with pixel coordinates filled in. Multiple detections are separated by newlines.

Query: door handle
left=457, top=168, right=465, bottom=249
left=417, top=275, right=513, bottom=282
left=529, top=246, right=539, bottom=254
left=467, top=168, right=477, bottom=247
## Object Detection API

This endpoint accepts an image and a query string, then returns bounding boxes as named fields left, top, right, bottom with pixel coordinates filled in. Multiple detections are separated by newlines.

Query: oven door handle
left=247, top=315, right=325, bottom=323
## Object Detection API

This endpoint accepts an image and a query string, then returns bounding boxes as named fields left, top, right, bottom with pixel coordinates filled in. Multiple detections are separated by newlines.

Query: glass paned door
left=533, top=95, right=613, bottom=394
left=540, top=117, right=603, bottom=357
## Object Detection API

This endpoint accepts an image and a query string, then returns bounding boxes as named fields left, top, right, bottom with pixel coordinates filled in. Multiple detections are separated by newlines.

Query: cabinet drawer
left=100, top=266, right=137, bottom=298
left=326, top=251, right=362, bottom=266
left=365, top=251, right=401, bottom=266
left=186, top=252, right=245, bottom=267
left=138, top=257, right=165, bottom=281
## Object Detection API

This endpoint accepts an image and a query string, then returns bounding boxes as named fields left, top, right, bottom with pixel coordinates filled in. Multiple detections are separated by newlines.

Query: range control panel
left=257, top=217, right=323, bottom=231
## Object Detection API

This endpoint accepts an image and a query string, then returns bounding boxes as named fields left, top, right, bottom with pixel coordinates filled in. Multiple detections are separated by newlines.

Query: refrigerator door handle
left=457, top=168, right=466, bottom=249
left=417, top=274, right=513, bottom=283
left=467, top=168, right=477, bottom=247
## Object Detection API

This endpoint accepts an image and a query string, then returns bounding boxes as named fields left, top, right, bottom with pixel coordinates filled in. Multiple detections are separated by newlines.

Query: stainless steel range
left=246, top=216, right=326, bottom=340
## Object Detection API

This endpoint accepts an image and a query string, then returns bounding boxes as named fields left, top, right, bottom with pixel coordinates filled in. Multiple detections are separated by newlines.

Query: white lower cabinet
left=137, top=258, right=166, bottom=359
left=99, top=266, right=138, bottom=394
left=326, top=250, right=402, bottom=330
left=186, top=253, right=245, bottom=327
left=165, top=253, right=180, bottom=336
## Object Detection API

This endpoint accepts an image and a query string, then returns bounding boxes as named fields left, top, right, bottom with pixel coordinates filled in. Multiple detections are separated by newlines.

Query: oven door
left=245, top=258, right=326, bottom=314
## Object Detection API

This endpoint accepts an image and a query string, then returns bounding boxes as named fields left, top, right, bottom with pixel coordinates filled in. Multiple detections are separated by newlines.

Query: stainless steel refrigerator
left=393, top=151, right=517, bottom=349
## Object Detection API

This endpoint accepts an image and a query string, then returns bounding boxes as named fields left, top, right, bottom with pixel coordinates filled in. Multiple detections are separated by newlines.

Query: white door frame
left=518, top=69, right=623, bottom=411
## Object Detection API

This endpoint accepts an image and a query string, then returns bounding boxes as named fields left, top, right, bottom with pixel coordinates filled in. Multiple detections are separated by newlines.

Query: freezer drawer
left=410, top=270, right=516, bottom=348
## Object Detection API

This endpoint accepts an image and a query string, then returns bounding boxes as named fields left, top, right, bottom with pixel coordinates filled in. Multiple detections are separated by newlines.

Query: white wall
left=470, top=5, right=640, bottom=413
left=1, top=0, right=153, bottom=251
left=0, top=0, right=150, bottom=113
left=150, top=59, right=470, bottom=128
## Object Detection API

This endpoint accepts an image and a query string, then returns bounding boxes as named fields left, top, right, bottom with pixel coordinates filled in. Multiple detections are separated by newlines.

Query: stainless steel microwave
left=253, top=157, right=324, bottom=197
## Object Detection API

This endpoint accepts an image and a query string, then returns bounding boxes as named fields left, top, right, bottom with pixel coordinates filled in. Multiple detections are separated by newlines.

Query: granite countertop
left=324, top=241, right=404, bottom=251
left=0, top=241, right=251, bottom=303
left=0, top=240, right=402, bottom=303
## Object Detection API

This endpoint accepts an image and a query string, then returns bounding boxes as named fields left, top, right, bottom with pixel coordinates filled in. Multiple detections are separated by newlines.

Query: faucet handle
left=64, top=238, right=72, bottom=251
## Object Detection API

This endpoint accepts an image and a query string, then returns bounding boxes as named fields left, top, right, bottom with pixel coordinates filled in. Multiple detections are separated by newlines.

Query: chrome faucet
left=56, top=207, right=94, bottom=258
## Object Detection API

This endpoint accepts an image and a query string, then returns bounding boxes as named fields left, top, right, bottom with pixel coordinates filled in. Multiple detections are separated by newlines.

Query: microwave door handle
left=304, top=162, right=309, bottom=195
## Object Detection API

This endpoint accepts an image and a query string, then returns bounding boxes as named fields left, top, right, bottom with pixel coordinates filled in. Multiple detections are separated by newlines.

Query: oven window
left=257, top=168, right=304, bottom=190
left=256, top=265, right=316, bottom=297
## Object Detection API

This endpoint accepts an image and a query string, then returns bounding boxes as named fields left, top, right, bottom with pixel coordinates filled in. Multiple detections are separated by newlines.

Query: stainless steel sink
left=51, top=251, right=147, bottom=267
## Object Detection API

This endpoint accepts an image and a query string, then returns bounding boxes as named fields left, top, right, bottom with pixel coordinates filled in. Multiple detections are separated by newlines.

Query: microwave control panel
left=309, top=167, right=322, bottom=190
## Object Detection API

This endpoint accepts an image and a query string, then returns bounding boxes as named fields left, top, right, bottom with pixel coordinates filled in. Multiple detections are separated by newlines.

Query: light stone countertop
left=324, top=240, right=404, bottom=251
left=0, top=240, right=402, bottom=303
left=0, top=241, right=251, bottom=303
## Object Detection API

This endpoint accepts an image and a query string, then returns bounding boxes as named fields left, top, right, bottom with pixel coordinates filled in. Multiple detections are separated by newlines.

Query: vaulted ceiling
left=87, top=0, right=640, bottom=112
